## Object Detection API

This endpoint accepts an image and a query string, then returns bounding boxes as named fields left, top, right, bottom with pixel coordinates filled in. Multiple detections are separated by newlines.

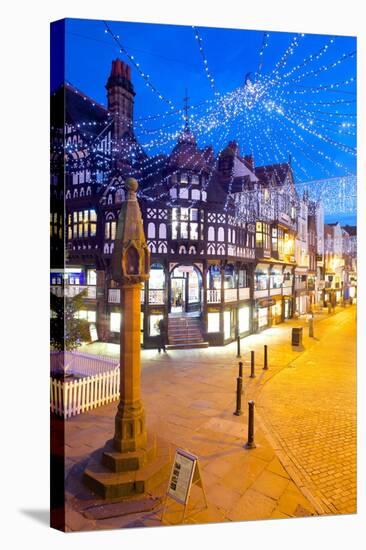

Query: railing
left=224, top=288, right=238, bottom=302
left=108, top=288, right=145, bottom=304
left=50, top=369, right=120, bottom=419
left=207, top=289, right=221, bottom=303
left=254, top=289, right=268, bottom=299
left=108, top=288, right=119, bottom=303
left=50, top=351, right=119, bottom=377
left=295, top=281, right=307, bottom=291
left=50, top=351, right=120, bottom=419
left=148, top=289, right=164, bottom=305
left=270, top=287, right=282, bottom=296
left=50, top=285, right=96, bottom=299
left=239, top=287, right=250, bottom=300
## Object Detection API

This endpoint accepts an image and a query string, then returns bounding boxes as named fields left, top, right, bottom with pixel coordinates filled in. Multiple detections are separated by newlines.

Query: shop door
left=171, top=278, right=185, bottom=313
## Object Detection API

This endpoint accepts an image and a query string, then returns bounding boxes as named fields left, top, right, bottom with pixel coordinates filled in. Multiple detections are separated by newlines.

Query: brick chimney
left=106, top=58, right=135, bottom=139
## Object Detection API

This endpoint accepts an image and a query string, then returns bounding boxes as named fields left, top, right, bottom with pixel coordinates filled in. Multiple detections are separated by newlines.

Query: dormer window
left=191, top=174, right=199, bottom=185
left=180, top=173, right=188, bottom=184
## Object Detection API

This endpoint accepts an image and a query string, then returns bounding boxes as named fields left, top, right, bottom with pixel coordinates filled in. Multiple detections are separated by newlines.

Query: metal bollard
left=233, top=377, right=243, bottom=416
left=250, top=350, right=255, bottom=378
left=245, top=400, right=256, bottom=449
left=238, top=361, right=243, bottom=379
left=236, top=334, right=241, bottom=358
left=309, top=317, right=314, bottom=338
left=263, top=345, right=268, bottom=370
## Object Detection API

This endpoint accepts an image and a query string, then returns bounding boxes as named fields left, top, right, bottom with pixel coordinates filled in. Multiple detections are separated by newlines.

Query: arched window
left=159, top=223, right=167, bottom=239
left=73, top=189, right=78, bottom=198
left=86, top=186, right=91, bottom=196
left=179, top=245, right=186, bottom=254
left=148, top=222, right=156, bottom=239
left=232, top=229, right=236, bottom=243
left=228, top=228, right=231, bottom=243
left=218, top=227, right=225, bottom=242
left=208, top=226, right=215, bottom=241
left=79, top=188, right=85, bottom=197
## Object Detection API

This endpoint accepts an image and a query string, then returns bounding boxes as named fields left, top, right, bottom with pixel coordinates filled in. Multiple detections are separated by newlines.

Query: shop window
left=110, top=312, right=121, bottom=333
left=149, top=314, right=163, bottom=336
left=238, top=307, right=250, bottom=332
left=149, top=263, right=165, bottom=289
left=238, top=269, right=247, bottom=288
left=207, top=312, right=220, bottom=333
left=255, top=269, right=268, bottom=290
left=87, top=269, right=97, bottom=286
left=258, top=308, right=268, bottom=328
left=270, top=268, right=283, bottom=289
left=188, top=270, right=200, bottom=303
left=224, top=264, right=235, bottom=289
left=207, top=265, right=221, bottom=289
left=224, top=310, right=231, bottom=339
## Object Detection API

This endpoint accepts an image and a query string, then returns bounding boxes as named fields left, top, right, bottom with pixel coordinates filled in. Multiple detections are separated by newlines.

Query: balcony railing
left=148, top=289, right=164, bottom=305
left=270, top=287, right=282, bottom=296
left=254, top=289, right=268, bottom=299
left=238, top=287, right=250, bottom=300
left=224, top=288, right=238, bottom=303
left=51, top=285, right=97, bottom=299
left=207, top=289, right=221, bottom=303
left=108, top=288, right=145, bottom=304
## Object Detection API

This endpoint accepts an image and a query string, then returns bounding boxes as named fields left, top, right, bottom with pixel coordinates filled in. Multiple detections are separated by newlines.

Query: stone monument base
left=83, top=435, right=170, bottom=499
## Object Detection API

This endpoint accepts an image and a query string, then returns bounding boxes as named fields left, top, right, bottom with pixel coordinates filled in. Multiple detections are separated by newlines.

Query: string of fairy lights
left=53, top=23, right=356, bottom=215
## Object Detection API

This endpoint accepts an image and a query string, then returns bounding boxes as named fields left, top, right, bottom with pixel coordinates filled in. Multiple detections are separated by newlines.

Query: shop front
left=254, top=298, right=275, bottom=331
left=169, top=264, right=202, bottom=315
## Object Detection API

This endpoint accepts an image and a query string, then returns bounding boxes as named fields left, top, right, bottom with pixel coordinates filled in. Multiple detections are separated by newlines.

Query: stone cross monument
left=84, top=178, right=169, bottom=499
left=111, top=177, right=150, bottom=453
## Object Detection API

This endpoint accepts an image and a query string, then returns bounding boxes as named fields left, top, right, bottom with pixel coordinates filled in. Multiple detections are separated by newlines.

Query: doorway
left=171, top=277, right=185, bottom=313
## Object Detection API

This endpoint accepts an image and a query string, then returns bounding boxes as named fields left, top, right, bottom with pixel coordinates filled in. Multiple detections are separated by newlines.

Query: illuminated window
left=207, top=312, right=220, bottom=333
left=87, top=269, right=97, bottom=286
left=110, top=312, right=121, bottom=333
left=181, top=222, right=188, bottom=239
left=190, top=223, right=198, bottom=240
left=238, top=307, right=250, bottom=332
left=149, top=314, right=163, bottom=336
left=191, top=174, right=199, bottom=184
left=180, top=173, right=188, bottom=184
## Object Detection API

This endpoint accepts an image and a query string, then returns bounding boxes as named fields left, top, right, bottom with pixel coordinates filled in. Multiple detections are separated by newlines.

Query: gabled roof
left=51, top=84, right=110, bottom=138
left=254, top=163, right=292, bottom=186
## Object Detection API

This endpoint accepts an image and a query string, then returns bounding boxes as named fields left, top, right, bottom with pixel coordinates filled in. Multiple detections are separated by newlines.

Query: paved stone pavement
left=256, top=306, right=356, bottom=515
left=61, top=306, right=356, bottom=531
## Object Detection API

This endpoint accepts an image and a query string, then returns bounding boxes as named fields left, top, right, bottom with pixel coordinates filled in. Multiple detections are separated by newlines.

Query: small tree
left=50, top=288, right=91, bottom=351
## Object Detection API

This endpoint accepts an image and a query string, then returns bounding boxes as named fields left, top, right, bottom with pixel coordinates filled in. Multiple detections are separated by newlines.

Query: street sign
left=162, top=448, right=207, bottom=523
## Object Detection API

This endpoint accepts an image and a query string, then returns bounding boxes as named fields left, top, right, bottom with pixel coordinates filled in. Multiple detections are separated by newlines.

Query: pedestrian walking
left=157, top=317, right=167, bottom=353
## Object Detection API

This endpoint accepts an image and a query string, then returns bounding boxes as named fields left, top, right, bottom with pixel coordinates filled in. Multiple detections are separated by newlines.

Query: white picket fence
left=50, top=368, right=120, bottom=419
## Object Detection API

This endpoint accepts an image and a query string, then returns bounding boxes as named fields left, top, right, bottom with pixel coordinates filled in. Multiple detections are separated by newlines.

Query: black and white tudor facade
left=51, top=59, right=303, bottom=349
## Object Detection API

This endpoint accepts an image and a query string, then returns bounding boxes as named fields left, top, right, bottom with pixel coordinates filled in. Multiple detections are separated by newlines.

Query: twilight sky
left=52, top=18, right=357, bottom=223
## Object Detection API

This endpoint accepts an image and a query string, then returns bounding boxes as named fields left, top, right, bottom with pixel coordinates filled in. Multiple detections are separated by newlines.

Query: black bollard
left=263, top=345, right=268, bottom=370
left=233, top=377, right=243, bottom=416
left=238, top=361, right=243, bottom=379
left=250, top=350, right=255, bottom=378
left=236, top=334, right=241, bottom=358
left=245, top=400, right=256, bottom=449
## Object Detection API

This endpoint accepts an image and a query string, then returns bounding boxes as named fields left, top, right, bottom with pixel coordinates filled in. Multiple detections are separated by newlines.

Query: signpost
left=161, top=448, right=207, bottom=523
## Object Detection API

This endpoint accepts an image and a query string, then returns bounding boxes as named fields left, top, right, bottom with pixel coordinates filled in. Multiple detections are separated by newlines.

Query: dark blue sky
left=53, top=18, right=357, bottom=222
